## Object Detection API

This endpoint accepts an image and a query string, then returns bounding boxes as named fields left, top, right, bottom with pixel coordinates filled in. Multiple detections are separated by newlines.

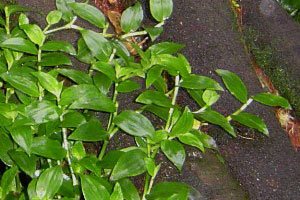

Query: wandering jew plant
left=0, top=0, right=291, bottom=199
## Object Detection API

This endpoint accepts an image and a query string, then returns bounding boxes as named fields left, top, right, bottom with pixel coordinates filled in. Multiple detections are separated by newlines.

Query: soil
left=14, top=0, right=300, bottom=199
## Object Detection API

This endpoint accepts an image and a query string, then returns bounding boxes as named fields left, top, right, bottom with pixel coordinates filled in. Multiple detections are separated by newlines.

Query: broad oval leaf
left=170, top=107, right=194, bottom=137
left=56, top=68, right=93, bottom=84
left=150, top=0, right=173, bottom=22
left=114, top=110, right=155, bottom=137
left=8, top=150, right=36, bottom=177
left=31, top=136, right=66, bottom=160
left=196, top=110, right=236, bottom=137
left=69, top=2, right=106, bottom=28
left=216, top=69, right=248, bottom=103
left=41, top=40, right=76, bottom=55
left=9, top=126, right=33, bottom=155
left=33, top=71, right=62, bottom=98
left=0, top=133, right=14, bottom=165
left=253, top=93, right=291, bottom=109
left=136, top=90, right=172, bottom=107
left=46, top=10, right=63, bottom=25
left=147, top=182, right=190, bottom=200
left=25, top=100, right=60, bottom=124
left=0, top=166, right=18, bottom=199
left=36, top=166, right=63, bottom=199
left=178, top=132, right=204, bottom=152
left=161, top=140, right=186, bottom=171
left=110, top=183, right=123, bottom=200
left=148, top=42, right=184, bottom=55
left=40, top=53, right=72, bottom=67
left=121, top=2, right=143, bottom=33
left=1, top=71, right=40, bottom=97
left=60, top=84, right=115, bottom=112
left=0, top=37, right=38, bottom=54
left=110, top=149, right=147, bottom=181
left=68, top=118, right=108, bottom=141
left=81, top=29, right=112, bottom=61
left=180, top=74, right=223, bottom=91
left=92, top=61, right=116, bottom=81
left=56, top=0, right=75, bottom=22
left=116, top=80, right=140, bottom=93
left=20, top=24, right=45, bottom=46
left=232, top=112, right=269, bottom=136
left=119, top=179, right=140, bottom=200
left=202, top=90, right=220, bottom=106
left=62, top=111, right=86, bottom=128
left=80, top=174, right=110, bottom=200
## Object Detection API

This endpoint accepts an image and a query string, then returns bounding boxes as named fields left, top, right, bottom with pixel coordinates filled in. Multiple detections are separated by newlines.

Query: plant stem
left=61, top=115, right=78, bottom=186
left=142, top=174, right=150, bottom=200
left=227, top=98, right=253, bottom=121
left=44, top=17, right=78, bottom=34
left=121, top=21, right=165, bottom=39
left=165, top=75, right=180, bottom=132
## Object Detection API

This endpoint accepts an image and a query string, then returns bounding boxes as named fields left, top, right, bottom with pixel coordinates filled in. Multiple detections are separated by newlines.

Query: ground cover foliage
left=277, top=0, right=300, bottom=22
left=0, top=0, right=292, bottom=199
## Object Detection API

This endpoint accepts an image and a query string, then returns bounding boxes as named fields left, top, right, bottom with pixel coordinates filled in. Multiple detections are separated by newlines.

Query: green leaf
left=93, top=72, right=112, bottom=95
left=116, top=80, right=141, bottom=93
left=150, top=0, right=173, bottom=22
left=178, top=132, right=204, bottom=152
left=216, top=69, right=248, bottom=103
left=69, top=3, right=106, bottom=28
left=202, top=90, right=220, bottom=106
left=77, top=38, right=95, bottom=64
left=180, top=74, right=223, bottom=90
left=1, top=71, right=40, bottom=97
left=119, top=179, right=140, bottom=200
left=110, top=183, right=123, bottom=200
left=81, top=29, right=112, bottom=61
left=161, top=140, right=186, bottom=171
left=253, top=93, right=291, bottom=109
left=0, top=16, right=5, bottom=26
left=145, top=158, right=156, bottom=176
left=46, top=10, right=63, bottom=25
left=60, top=84, right=115, bottom=112
left=147, top=182, right=190, bottom=200
left=69, top=118, right=108, bottom=141
left=145, top=27, right=163, bottom=41
left=56, top=0, right=75, bottom=22
left=232, top=112, right=269, bottom=136
left=6, top=5, right=28, bottom=16
left=41, top=40, right=76, bottom=55
left=25, top=100, right=60, bottom=124
left=136, top=90, right=172, bottom=107
left=0, top=133, right=14, bottom=165
left=36, top=166, right=63, bottom=199
left=114, top=111, right=155, bottom=137
left=33, top=71, right=63, bottom=98
left=111, top=149, right=147, bottom=181
left=62, top=111, right=86, bottom=128
left=56, top=68, right=93, bottom=84
left=21, top=24, right=45, bottom=46
left=31, top=136, right=66, bottom=160
left=18, top=13, right=29, bottom=26
left=121, top=2, right=143, bottom=33
left=0, top=37, right=38, bottom=54
left=101, top=150, right=125, bottom=170
left=80, top=175, right=110, bottom=200
left=196, top=110, right=236, bottom=137
left=146, top=66, right=162, bottom=88
left=9, top=126, right=33, bottom=155
left=92, top=61, right=116, bottom=81
left=40, top=53, right=72, bottom=66
left=8, top=150, right=36, bottom=177
left=187, top=89, right=205, bottom=107
left=190, top=129, right=217, bottom=149
left=170, top=107, right=194, bottom=136
left=149, top=42, right=184, bottom=55
left=0, top=166, right=18, bottom=199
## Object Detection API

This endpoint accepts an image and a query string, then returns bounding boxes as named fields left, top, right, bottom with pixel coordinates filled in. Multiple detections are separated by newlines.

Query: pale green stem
left=121, top=21, right=165, bottom=39
left=193, top=105, right=209, bottom=114
left=165, top=75, right=180, bottom=132
left=227, top=98, right=253, bottom=121
left=44, top=17, right=78, bottom=34
left=4, top=7, right=10, bottom=35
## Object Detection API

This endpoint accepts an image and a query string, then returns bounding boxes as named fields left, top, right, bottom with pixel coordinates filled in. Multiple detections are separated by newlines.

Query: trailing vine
left=0, top=0, right=291, bottom=199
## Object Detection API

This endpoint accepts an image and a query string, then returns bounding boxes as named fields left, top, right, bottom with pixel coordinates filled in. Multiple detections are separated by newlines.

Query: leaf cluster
left=0, top=0, right=291, bottom=199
